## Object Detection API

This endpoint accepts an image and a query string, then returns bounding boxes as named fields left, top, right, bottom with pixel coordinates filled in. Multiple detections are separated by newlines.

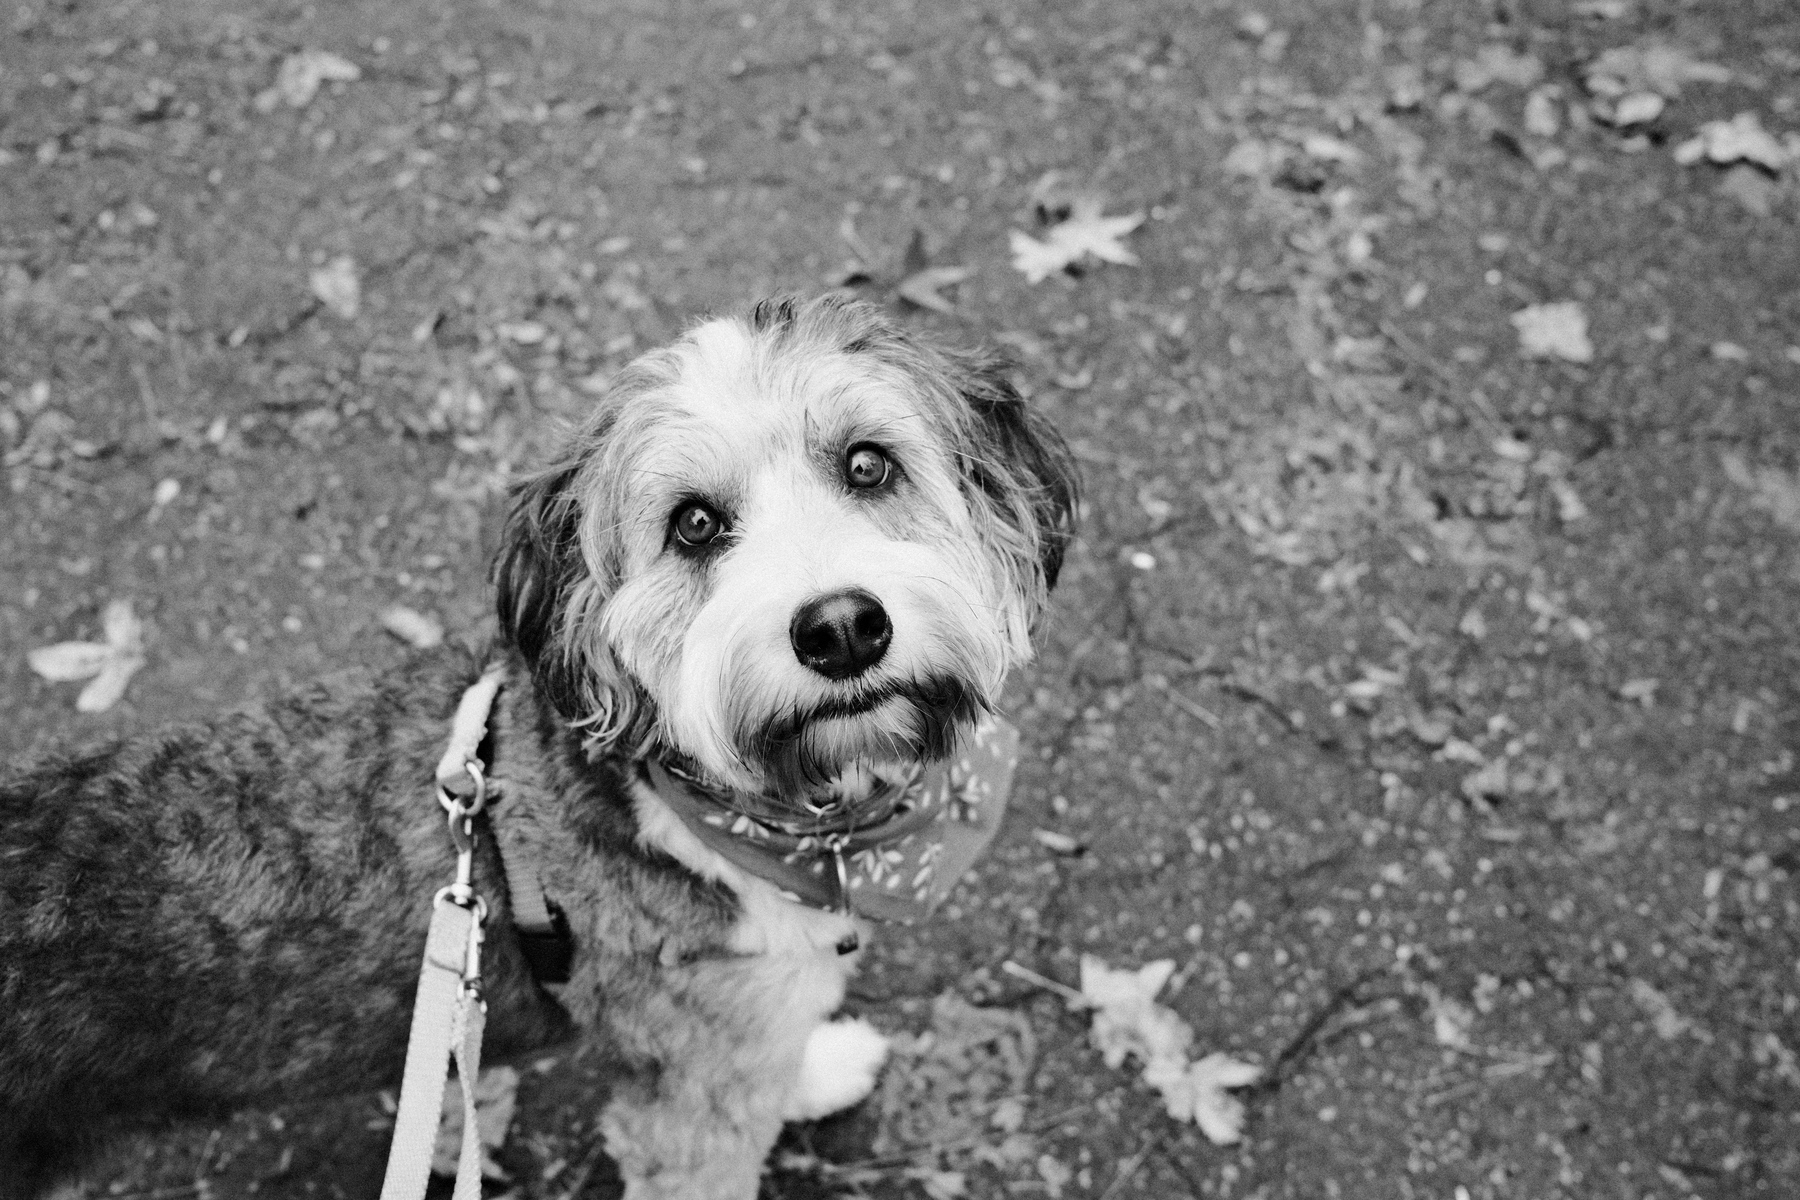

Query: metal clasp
left=437, top=760, right=487, bottom=908
left=825, top=833, right=852, bottom=915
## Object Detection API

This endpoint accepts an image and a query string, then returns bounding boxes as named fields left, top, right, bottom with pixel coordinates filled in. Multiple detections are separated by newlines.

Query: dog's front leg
left=598, top=950, right=840, bottom=1200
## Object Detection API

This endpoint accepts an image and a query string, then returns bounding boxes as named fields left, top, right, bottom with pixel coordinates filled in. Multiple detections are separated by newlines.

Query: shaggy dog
left=0, top=294, right=1076, bottom=1198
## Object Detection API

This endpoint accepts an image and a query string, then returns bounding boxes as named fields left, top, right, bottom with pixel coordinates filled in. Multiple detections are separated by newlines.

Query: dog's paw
left=785, top=1016, right=890, bottom=1121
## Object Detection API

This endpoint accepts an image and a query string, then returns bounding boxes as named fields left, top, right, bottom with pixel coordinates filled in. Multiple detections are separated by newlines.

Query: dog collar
left=641, top=715, right=1020, bottom=924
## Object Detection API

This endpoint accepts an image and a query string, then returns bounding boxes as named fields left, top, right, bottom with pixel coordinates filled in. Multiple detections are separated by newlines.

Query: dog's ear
left=946, top=348, right=1080, bottom=596
left=492, top=432, right=650, bottom=746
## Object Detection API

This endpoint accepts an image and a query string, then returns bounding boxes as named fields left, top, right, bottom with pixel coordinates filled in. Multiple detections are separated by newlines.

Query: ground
left=3, top=1, right=1798, bottom=1198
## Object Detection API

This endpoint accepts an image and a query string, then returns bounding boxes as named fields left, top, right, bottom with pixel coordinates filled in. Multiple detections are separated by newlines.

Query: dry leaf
left=1674, top=112, right=1791, bottom=170
left=1511, top=301, right=1595, bottom=363
left=1722, top=451, right=1800, bottom=530
left=381, top=606, right=445, bottom=648
left=1611, top=92, right=1666, bottom=126
left=897, top=266, right=974, bottom=314
left=1157, top=1053, right=1263, bottom=1145
left=1080, top=956, right=1192, bottom=1071
left=1524, top=89, right=1562, bottom=137
left=1627, top=979, right=1690, bottom=1040
left=1031, top=829, right=1084, bottom=855
left=309, top=256, right=361, bottom=320
left=1010, top=199, right=1144, bottom=284
left=27, top=599, right=146, bottom=712
left=257, top=49, right=362, bottom=112
left=1585, top=43, right=1731, bottom=100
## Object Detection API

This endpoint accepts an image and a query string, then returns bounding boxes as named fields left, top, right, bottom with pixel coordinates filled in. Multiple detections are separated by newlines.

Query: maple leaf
left=1009, top=199, right=1144, bottom=284
left=27, top=599, right=146, bottom=713
left=1155, top=1053, right=1263, bottom=1145
left=1079, top=955, right=1193, bottom=1071
left=897, top=266, right=974, bottom=314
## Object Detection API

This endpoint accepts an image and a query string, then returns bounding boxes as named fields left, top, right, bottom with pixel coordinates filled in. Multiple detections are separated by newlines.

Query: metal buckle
left=436, top=760, right=487, bottom=910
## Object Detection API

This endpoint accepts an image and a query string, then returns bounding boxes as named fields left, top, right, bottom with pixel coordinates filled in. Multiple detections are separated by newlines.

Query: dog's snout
left=791, top=589, right=891, bottom=679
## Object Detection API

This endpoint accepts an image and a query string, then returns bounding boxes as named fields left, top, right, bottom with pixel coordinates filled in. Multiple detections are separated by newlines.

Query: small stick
left=1000, top=959, right=1089, bottom=1007
left=1097, top=1132, right=1155, bottom=1200
left=1146, top=675, right=1222, bottom=729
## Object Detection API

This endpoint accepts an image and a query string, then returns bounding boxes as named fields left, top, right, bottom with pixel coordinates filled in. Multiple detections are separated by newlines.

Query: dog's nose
left=791, top=589, right=891, bottom=679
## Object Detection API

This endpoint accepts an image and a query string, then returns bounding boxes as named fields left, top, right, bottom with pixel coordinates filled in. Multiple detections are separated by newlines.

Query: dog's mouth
left=742, top=674, right=986, bottom=803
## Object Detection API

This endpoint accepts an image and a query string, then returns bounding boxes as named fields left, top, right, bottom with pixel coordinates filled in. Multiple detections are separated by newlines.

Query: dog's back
left=0, top=648, right=568, bottom=1195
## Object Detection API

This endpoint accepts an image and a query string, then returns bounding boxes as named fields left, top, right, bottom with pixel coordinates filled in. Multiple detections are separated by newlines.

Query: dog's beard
left=741, top=674, right=985, bottom=800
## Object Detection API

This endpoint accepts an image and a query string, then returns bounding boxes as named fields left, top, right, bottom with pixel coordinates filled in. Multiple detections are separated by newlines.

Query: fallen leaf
left=309, top=255, right=361, bottom=320
left=1223, top=138, right=1287, bottom=178
left=1031, top=829, right=1084, bottom=855
left=1721, top=451, right=1800, bottom=531
left=1428, top=990, right=1476, bottom=1050
left=1674, top=112, right=1791, bottom=170
left=433, top=1064, right=518, bottom=1181
left=27, top=599, right=146, bottom=712
left=1157, top=1052, right=1263, bottom=1145
left=1036, top=1155, right=1073, bottom=1198
left=1511, top=301, right=1595, bottom=363
left=1610, top=92, right=1665, bottom=126
left=1300, top=133, right=1361, bottom=164
left=1080, top=956, right=1192, bottom=1071
left=1627, top=979, right=1690, bottom=1040
left=897, top=265, right=974, bottom=314
left=381, top=606, right=445, bottom=648
left=1009, top=199, right=1144, bottom=284
left=1524, top=89, right=1562, bottom=137
left=256, top=49, right=361, bottom=112
left=1585, top=43, right=1732, bottom=100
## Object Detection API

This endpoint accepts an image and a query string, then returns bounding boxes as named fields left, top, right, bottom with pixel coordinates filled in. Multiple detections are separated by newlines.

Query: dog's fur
left=0, top=295, right=1075, bottom=1198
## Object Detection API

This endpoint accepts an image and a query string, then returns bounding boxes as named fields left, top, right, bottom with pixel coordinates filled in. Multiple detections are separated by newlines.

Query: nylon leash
left=379, top=666, right=506, bottom=1200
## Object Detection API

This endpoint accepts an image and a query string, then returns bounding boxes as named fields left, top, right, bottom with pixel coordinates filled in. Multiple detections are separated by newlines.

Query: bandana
left=643, top=715, right=1019, bottom=924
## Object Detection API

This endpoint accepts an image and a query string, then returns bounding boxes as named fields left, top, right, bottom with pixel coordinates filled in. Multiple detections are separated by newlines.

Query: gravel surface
left=3, top=2, right=1798, bottom=1197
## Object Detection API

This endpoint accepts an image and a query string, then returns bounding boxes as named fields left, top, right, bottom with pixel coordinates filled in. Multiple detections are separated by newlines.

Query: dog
left=0, top=294, right=1076, bottom=1198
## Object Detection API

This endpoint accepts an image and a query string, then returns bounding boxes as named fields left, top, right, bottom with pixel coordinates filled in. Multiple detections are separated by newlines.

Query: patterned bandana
left=643, top=715, right=1020, bottom=924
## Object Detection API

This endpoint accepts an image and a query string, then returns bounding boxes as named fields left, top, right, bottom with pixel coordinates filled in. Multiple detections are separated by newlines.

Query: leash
left=379, top=667, right=506, bottom=1200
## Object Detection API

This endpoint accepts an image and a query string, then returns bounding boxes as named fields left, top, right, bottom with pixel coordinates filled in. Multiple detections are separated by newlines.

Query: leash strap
left=380, top=900, right=483, bottom=1200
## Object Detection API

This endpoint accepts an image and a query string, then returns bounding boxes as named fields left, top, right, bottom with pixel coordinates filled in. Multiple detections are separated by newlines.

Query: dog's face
left=495, top=296, right=1076, bottom=801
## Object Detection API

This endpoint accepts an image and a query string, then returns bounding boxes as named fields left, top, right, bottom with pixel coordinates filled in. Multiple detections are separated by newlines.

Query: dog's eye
left=672, top=502, right=725, bottom=547
left=844, top=444, right=891, bottom=490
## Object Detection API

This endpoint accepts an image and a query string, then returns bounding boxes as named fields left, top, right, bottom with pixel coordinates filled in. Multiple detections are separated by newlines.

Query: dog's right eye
left=672, top=502, right=725, bottom=548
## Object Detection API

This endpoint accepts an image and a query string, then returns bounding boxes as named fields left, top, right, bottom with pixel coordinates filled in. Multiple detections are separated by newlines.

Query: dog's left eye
left=844, top=444, right=891, bottom=490
left=672, top=502, right=725, bottom=547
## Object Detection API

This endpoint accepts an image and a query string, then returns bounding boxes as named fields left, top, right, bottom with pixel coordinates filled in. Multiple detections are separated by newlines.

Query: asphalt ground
left=3, top=1, right=1798, bottom=1197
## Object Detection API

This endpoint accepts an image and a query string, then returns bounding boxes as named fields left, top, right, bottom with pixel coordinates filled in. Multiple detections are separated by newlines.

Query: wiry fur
left=0, top=295, right=1076, bottom=1199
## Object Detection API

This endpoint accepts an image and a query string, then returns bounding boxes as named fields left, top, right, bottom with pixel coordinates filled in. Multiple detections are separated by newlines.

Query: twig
left=1000, top=959, right=1089, bottom=1007
left=1377, top=318, right=1503, bottom=432
left=1097, top=1132, right=1155, bottom=1200
left=1145, top=675, right=1222, bottom=729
